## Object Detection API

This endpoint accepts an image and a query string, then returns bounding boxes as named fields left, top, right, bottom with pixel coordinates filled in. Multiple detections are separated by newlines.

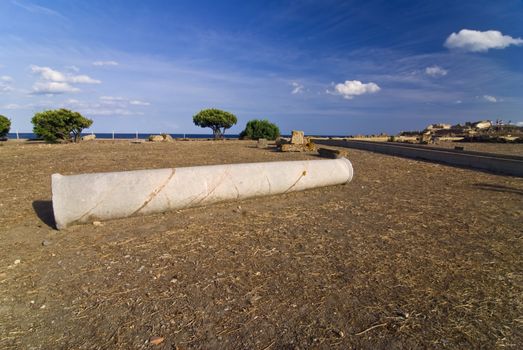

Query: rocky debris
left=290, top=130, right=305, bottom=145
left=281, top=142, right=315, bottom=152
left=420, top=132, right=432, bottom=144
left=280, top=130, right=316, bottom=152
left=41, top=240, right=51, bottom=246
left=257, top=138, right=268, bottom=148
left=332, top=329, right=345, bottom=338
left=92, top=221, right=103, bottom=226
left=162, top=134, right=174, bottom=142
left=473, top=120, right=492, bottom=130
left=148, top=135, right=164, bottom=142
left=149, top=336, right=164, bottom=345
left=149, top=134, right=174, bottom=142
left=275, top=137, right=290, bottom=146
left=81, top=134, right=96, bottom=141
left=426, top=123, right=451, bottom=131
left=318, top=147, right=348, bottom=159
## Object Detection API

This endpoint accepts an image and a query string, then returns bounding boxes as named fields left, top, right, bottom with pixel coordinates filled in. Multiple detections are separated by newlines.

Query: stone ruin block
left=149, top=135, right=164, bottom=142
left=281, top=140, right=316, bottom=152
left=290, top=130, right=305, bottom=145
left=281, top=144, right=303, bottom=152
left=163, top=134, right=174, bottom=142
left=82, top=134, right=96, bottom=141
left=149, top=134, right=174, bottom=142
left=279, top=130, right=317, bottom=152
left=257, top=138, right=268, bottom=148
left=318, top=147, right=348, bottom=159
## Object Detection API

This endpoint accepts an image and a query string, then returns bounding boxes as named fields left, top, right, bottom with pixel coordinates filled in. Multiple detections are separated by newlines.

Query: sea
left=6, top=132, right=347, bottom=140
left=7, top=132, right=238, bottom=140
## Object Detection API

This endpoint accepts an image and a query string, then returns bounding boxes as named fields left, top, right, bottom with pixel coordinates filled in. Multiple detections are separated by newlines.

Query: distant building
left=472, top=120, right=492, bottom=130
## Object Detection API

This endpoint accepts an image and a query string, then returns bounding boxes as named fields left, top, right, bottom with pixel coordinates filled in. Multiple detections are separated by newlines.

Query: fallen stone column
left=52, top=158, right=354, bottom=229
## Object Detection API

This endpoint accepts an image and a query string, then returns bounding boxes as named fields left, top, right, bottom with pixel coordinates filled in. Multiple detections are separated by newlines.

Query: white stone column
left=52, top=158, right=354, bottom=229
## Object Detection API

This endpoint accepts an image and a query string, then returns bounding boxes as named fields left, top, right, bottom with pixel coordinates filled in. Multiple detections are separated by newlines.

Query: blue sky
left=1, top=0, right=522, bottom=135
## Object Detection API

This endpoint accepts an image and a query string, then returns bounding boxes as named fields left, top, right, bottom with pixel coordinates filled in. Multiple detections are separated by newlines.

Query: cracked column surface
left=51, top=158, right=354, bottom=229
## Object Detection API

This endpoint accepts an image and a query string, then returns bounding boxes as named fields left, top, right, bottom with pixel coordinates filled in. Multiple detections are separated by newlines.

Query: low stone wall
left=315, top=139, right=523, bottom=177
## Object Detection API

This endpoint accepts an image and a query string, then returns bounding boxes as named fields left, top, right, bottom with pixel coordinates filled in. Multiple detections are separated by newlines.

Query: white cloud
left=483, top=95, right=497, bottom=103
left=31, top=65, right=66, bottom=82
left=455, top=100, right=462, bottom=104
left=444, top=29, right=523, bottom=52
left=100, top=96, right=150, bottom=106
left=68, top=75, right=100, bottom=84
left=129, top=100, right=150, bottom=106
left=0, top=83, right=12, bottom=92
left=30, top=65, right=100, bottom=84
left=30, top=65, right=100, bottom=94
left=291, top=82, right=304, bottom=94
left=4, top=103, right=21, bottom=109
left=58, top=98, right=143, bottom=116
left=81, top=108, right=142, bottom=116
left=425, top=65, right=448, bottom=77
left=100, top=96, right=126, bottom=102
left=32, top=81, right=80, bottom=94
left=92, top=61, right=119, bottom=66
left=329, top=80, right=380, bottom=99
left=0, top=75, right=14, bottom=92
left=66, top=65, right=79, bottom=72
left=11, top=0, right=64, bottom=17
left=65, top=98, right=81, bottom=105
left=56, top=97, right=149, bottom=116
left=3, top=103, right=30, bottom=110
left=516, top=121, right=523, bottom=126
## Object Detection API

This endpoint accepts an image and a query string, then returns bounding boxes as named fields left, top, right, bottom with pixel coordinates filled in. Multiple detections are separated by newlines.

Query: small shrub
left=193, top=109, right=237, bottom=139
left=240, top=119, right=280, bottom=140
left=32, top=109, right=92, bottom=143
left=0, top=115, right=10, bottom=138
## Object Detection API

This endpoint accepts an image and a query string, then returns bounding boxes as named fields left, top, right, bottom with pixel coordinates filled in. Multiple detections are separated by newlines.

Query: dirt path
left=1, top=140, right=522, bottom=349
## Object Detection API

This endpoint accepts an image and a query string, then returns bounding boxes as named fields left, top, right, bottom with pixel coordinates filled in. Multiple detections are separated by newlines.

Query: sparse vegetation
left=240, top=119, right=280, bottom=140
left=32, top=109, right=93, bottom=143
left=399, top=130, right=422, bottom=136
left=193, top=108, right=237, bottom=139
left=459, top=135, right=523, bottom=143
left=0, top=114, right=10, bottom=139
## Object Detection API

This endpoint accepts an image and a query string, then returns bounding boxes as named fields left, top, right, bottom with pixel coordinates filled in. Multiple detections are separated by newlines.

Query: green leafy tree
left=32, top=109, right=93, bottom=143
left=193, top=108, right=237, bottom=139
left=0, top=115, right=10, bottom=138
left=240, top=119, right=280, bottom=140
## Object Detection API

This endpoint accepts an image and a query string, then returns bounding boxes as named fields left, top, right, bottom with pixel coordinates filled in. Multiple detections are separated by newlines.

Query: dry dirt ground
left=0, top=140, right=522, bottom=349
